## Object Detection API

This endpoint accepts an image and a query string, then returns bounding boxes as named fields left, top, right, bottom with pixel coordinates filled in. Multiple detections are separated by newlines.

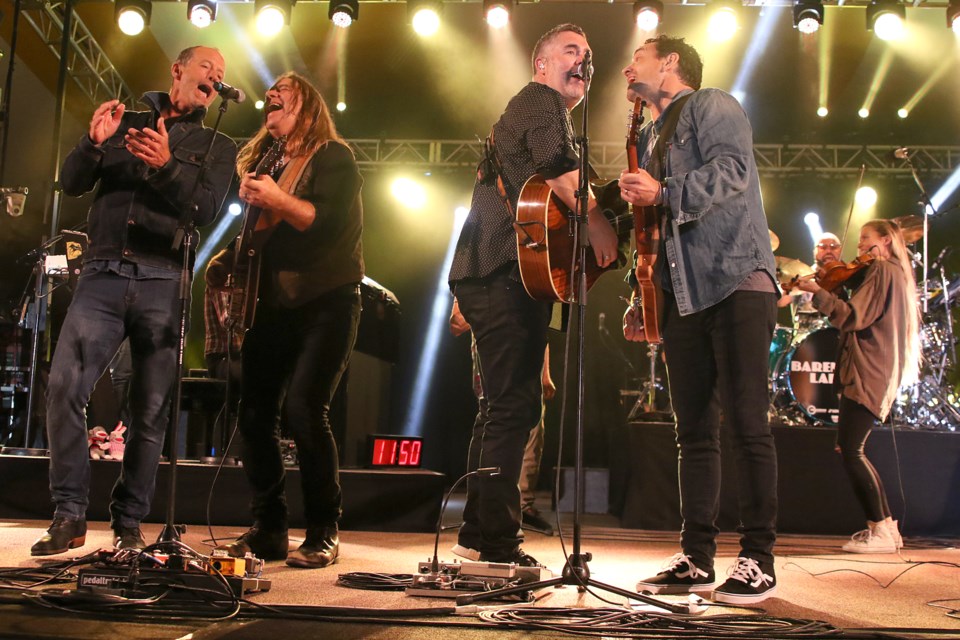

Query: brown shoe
left=215, top=524, right=289, bottom=561
left=31, top=517, right=87, bottom=556
left=286, top=525, right=339, bottom=569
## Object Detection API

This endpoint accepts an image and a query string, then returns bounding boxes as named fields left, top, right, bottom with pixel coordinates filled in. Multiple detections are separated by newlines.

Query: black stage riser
left=616, top=422, right=960, bottom=536
left=0, top=456, right=444, bottom=532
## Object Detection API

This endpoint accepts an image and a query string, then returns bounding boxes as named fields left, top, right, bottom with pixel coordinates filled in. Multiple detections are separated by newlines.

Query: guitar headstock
left=627, top=98, right=645, bottom=148
left=256, top=136, right=287, bottom=177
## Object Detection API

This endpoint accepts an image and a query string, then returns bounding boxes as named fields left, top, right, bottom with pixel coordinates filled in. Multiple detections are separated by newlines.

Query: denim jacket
left=61, top=92, right=238, bottom=270
left=660, top=88, right=777, bottom=315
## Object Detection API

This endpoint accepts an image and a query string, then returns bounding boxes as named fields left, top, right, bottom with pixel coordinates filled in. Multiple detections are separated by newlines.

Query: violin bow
left=839, top=163, right=867, bottom=257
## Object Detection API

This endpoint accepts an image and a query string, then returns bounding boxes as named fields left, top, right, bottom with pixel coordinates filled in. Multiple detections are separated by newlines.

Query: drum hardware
left=774, top=256, right=814, bottom=289
left=770, top=326, right=841, bottom=427
left=893, top=214, right=924, bottom=245
left=627, top=342, right=672, bottom=422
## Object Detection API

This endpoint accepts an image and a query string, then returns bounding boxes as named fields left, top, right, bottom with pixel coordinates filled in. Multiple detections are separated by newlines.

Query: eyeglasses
left=816, top=243, right=841, bottom=250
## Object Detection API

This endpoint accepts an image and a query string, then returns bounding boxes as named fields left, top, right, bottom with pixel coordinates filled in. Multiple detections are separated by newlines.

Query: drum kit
left=768, top=220, right=960, bottom=430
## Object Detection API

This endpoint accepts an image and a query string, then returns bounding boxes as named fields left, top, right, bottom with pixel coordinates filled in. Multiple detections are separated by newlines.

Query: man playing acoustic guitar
left=447, top=23, right=617, bottom=566
left=619, top=36, right=780, bottom=605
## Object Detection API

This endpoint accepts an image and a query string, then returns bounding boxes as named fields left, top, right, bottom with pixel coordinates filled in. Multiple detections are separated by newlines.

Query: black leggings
left=836, top=396, right=891, bottom=523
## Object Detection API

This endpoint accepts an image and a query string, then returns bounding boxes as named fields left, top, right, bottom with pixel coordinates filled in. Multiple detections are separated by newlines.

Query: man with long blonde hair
left=209, top=72, right=364, bottom=569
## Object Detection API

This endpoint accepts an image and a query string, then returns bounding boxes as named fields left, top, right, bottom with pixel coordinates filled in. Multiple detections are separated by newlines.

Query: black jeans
left=454, top=270, right=551, bottom=560
left=236, top=286, right=360, bottom=529
left=46, top=269, right=179, bottom=530
left=836, top=396, right=890, bottom=523
left=662, top=290, right=778, bottom=570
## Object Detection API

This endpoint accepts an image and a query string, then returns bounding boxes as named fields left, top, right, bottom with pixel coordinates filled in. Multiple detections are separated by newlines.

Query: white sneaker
left=889, top=519, right=904, bottom=549
left=451, top=543, right=481, bottom=561
left=841, top=521, right=897, bottom=553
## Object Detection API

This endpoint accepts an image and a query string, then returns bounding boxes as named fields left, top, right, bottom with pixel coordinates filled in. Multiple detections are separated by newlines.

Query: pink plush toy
left=108, top=422, right=127, bottom=461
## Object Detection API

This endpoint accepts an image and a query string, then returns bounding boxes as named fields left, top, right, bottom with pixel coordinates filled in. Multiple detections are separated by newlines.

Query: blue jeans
left=46, top=268, right=180, bottom=529
left=662, top=290, right=778, bottom=570
left=236, top=286, right=360, bottom=528
left=454, top=269, right=551, bottom=560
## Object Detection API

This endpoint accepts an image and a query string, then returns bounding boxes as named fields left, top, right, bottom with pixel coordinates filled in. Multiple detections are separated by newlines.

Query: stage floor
left=1, top=506, right=959, bottom=639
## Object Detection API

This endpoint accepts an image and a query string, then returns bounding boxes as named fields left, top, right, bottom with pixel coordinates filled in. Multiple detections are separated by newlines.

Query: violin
left=784, top=253, right=876, bottom=294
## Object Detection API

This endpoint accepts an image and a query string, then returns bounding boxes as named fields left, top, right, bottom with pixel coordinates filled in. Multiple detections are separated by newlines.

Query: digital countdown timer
left=367, top=435, right=423, bottom=468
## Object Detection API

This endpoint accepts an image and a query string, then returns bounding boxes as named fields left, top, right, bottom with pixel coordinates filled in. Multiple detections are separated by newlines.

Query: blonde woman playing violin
left=795, top=219, right=920, bottom=553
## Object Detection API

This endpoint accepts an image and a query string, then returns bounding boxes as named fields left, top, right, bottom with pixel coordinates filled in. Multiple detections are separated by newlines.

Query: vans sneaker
left=712, top=557, right=777, bottom=605
left=636, top=553, right=716, bottom=594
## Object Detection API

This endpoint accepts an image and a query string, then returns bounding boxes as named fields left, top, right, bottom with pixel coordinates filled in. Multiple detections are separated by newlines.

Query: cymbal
left=775, top=256, right=814, bottom=286
left=769, top=229, right=780, bottom=252
left=893, top=215, right=923, bottom=243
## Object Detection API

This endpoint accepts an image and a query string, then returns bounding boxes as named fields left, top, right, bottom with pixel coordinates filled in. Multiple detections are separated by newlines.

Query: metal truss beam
left=19, top=0, right=136, bottom=108
left=348, top=140, right=960, bottom=178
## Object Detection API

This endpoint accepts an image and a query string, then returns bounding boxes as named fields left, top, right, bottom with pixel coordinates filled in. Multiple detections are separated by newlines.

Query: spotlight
left=866, top=0, right=905, bottom=41
left=855, top=186, right=877, bottom=207
left=329, top=0, right=358, bottom=27
left=188, top=0, right=216, bottom=27
left=707, top=0, right=739, bottom=42
left=633, top=0, right=663, bottom=31
left=336, top=101, right=347, bottom=112
left=484, top=0, right=512, bottom=29
left=858, top=107, right=869, bottom=118
left=816, top=106, right=828, bottom=117
left=897, top=108, right=908, bottom=118
left=948, top=0, right=960, bottom=33
left=227, top=202, right=242, bottom=216
left=409, top=0, right=442, bottom=36
left=391, top=177, right=427, bottom=209
left=255, top=0, right=293, bottom=36
left=115, top=0, right=151, bottom=36
left=255, top=99, right=265, bottom=109
left=793, top=0, right=823, bottom=34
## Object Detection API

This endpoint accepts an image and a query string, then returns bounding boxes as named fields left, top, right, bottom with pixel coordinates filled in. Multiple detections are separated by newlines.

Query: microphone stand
left=900, top=150, right=939, bottom=314
left=456, top=57, right=684, bottom=614
left=1, top=235, right=62, bottom=456
left=159, top=97, right=231, bottom=543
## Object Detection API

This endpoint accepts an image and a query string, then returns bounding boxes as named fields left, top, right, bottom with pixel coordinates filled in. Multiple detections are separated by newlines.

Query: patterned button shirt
left=449, top=82, right=579, bottom=284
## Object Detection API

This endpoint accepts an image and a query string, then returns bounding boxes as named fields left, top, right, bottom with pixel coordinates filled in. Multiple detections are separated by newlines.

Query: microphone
left=893, top=147, right=910, bottom=160
left=572, top=50, right=594, bottom=82
left=931, top=246, right=954, bottom=272
left=212, top=81, right=245, bottom=103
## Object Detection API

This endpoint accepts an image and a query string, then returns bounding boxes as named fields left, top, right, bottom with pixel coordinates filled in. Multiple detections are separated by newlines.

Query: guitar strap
left=256, top=150, right=314, bottom=232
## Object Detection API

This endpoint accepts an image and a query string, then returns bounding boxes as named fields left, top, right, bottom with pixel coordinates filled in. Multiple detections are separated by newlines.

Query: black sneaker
left=636, top=553, right=716, bottom=594
left=521, top=508, right=555, bottom=536
left=712, top=557, right=777, bottom=605
left=480, top=548, right=542, bottom=567
left=30, top=517, right=87, bottom=556
left=113, top=526, right=146, bottom=551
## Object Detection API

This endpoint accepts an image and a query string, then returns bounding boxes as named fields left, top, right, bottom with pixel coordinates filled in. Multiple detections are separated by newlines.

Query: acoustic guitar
left=226, top=136, right=287, bottom=345
left=514, top=175, right=631, bottom=303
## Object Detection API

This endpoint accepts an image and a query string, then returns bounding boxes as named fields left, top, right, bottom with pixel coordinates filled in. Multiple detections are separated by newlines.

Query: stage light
left=255, top=0, right=292, bottom=36
left=866, top=0, right=905, bottom=41
left=391, top=177, right=427, bottom=209
left=855, top=186, right=878, bottom=207
left=255, top=100, right=264, bottom=109
left=115, top=0, right=151, bottom=36
left=336, top=101, right=347, bottom=112
left=633, top=0, right=663, bottom=31
left=484, top=0, right=512, bottom=29
left=707, top=0, right=739, bottom=42
left=804, top=212, right=823, bottom=243
left=188, top=0, right=216, bottom=27
left=329, top=0, right=358, bottom=27
left=228, top=202, right=242, bottom=216
left=948, top=0, right=960, bottom=33
left=858, top=107, right=869, bottom=118
left=793, top=0, right=823, bottom=34
left=817, top=106, right=828, bottom=117
left=409, top=0, right=442, bottom=36
left=897, top=108, right=908, bottom=118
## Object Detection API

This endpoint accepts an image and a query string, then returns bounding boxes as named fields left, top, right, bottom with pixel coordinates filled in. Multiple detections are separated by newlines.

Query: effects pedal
left=406, top=559, right=551, bottom=600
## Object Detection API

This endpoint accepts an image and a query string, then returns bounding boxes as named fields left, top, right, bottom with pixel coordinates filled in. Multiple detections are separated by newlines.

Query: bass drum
left=771, top=327, right=841, bottom=425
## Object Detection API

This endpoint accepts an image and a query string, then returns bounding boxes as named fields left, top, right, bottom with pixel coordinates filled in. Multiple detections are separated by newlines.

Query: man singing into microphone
left=447, top=24, right=617, bottom=566
left=30, top=46, right=237, bottom=556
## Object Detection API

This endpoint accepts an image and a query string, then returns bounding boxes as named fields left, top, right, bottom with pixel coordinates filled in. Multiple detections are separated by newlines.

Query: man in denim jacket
left=30, top=46, right=237, bottom=556
left=619, top=36, right=779, bottom=605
